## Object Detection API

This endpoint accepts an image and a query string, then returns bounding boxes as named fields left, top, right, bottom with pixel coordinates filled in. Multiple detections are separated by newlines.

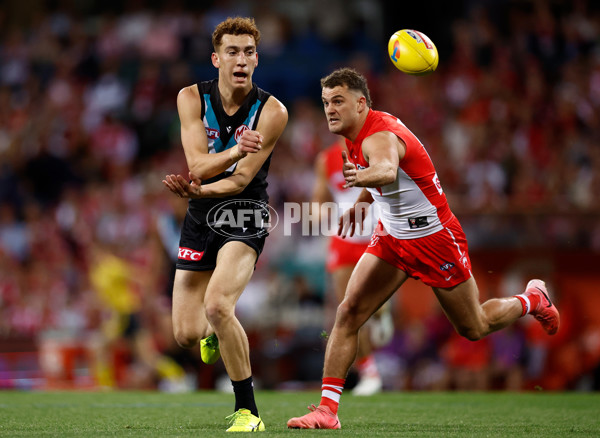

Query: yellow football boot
left=200, top=333, right=220, bottom=364
left=225, top=409, right=265, bottom=432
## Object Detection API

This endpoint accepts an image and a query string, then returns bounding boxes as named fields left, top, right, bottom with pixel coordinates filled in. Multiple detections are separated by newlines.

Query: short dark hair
left=212, top=17, right=261, bottom=51
left=320, top=68, right=372, bottom=107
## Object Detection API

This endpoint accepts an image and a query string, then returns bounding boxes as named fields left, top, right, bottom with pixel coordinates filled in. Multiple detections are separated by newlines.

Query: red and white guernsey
left=345, top=109, right=454, bottom=239
left=323, top=141, right=377, bottom=243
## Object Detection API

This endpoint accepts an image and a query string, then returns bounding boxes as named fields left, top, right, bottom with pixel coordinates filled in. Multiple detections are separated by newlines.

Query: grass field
left=0, top=390, right=598, bottom=437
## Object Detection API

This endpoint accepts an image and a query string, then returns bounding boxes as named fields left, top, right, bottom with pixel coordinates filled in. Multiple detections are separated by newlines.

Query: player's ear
left=357, top=95, right=367, bottom=113
left=211, top=52, right=220, bottom=68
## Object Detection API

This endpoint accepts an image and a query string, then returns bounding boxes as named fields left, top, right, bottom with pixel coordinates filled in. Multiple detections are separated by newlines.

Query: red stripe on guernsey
left=178, top=247, right=204, bottom=261
left=346, top=110, right=453, bottom=224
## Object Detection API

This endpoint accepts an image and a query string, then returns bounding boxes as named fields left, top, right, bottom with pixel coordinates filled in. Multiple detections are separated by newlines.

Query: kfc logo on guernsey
left=235, top=125, right=249, bottom=143
left=206, top=128, right=220, bottom=139
left=178, top=247, right=205, bottom=261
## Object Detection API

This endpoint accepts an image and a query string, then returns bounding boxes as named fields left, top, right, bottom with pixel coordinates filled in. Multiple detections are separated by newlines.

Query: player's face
left=321, top=85, right=363, bottom=137
left=212, top=34, right=258, bottom=90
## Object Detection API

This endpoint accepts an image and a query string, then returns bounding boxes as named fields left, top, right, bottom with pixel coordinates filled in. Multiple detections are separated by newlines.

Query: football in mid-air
left=388, top=29, right=439, bottom=75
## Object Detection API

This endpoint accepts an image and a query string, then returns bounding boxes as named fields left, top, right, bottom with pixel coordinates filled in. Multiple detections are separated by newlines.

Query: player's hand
left=162, top=172, right=203, bottom=199
left=337, top=205, right=365, bottom=238
left=341, top=151, right=358, bottom=188
left=238, top=129, right=263, bottom=155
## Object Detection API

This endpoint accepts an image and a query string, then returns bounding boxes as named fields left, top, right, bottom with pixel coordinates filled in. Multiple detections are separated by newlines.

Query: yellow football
left=388, top=29, right=439, bottom=75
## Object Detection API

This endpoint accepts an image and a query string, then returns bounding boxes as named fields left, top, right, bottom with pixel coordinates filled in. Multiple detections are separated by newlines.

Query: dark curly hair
left=320, top=68, right=372, bottom=108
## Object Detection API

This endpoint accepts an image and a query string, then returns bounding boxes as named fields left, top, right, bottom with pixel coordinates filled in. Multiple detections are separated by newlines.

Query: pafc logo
left=207, top=199, right=279, bottom=238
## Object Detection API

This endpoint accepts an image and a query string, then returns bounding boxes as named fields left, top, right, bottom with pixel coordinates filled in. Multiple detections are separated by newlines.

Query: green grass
left=0, top=390, right=598, bottom=437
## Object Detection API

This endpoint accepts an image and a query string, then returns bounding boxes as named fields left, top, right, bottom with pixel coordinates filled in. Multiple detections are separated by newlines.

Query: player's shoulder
left=364, top=110, right=411, bottom=143
left=261, top=95, right=288, bottom=127
left=178, top=83, right=199, bottom=98
left=368, top=109, right=398, bottom=129
left=177, top=84, right=201, bottom=112
left=263, top=94, right=288, bottom=117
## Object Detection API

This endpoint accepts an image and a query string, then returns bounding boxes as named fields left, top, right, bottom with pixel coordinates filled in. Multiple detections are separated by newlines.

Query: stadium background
left=0, top=0, right=599, bottom=393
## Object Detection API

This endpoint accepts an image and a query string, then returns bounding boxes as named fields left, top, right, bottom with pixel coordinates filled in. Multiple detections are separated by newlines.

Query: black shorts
left=176, top=209, right=268, bottom=271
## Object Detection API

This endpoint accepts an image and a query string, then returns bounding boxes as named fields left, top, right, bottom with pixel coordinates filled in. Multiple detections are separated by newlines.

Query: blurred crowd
left=0, top=0, right=599, bottom=391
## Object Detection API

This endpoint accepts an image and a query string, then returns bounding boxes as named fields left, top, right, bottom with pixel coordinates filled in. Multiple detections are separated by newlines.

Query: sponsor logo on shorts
left=208, top=199, right=278, bottom=238
left=440, top=262, right=455, bottom=271
left=178, top=247, right=204, bottom=261
left=440, top=261, right=457, bottom=281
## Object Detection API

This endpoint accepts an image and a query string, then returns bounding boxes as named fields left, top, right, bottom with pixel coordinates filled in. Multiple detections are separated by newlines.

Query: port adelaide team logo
left=207, top=200, right=279, bottom=238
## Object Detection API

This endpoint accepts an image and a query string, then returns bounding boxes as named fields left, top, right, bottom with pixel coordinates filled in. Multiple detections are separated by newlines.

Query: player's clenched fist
left=239, top=129, right=263, bottom=153
left=229, top=129, right=263, bottom=161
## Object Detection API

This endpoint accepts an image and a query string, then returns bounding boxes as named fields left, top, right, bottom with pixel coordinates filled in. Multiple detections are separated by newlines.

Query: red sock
left=524, top=287, right=542, bottom=311
left=320, top=377, right=345, bottom=415
left=514, top=295, right=529, bottom=317
left=514, top=287, right=542, bottom=316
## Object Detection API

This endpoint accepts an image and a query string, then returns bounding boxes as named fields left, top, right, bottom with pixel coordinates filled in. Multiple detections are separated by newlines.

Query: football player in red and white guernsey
left=313, top=139, right=394, bottom=396
left=287, top=68, right=559, bottom=430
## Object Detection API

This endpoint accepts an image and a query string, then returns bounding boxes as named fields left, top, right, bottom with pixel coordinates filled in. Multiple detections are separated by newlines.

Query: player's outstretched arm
left=177, top=85, right=263, bottom=180
left=346, top=131, right=405, bottom=188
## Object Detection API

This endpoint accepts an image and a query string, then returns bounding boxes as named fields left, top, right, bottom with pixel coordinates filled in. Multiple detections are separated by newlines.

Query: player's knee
left=173, top=328, right=198, bottom=349
left=456, top=325, right=484, bottom=341
left=336, top=299, right=364, bottom=330
left=204, top=301, right=231, bottom=327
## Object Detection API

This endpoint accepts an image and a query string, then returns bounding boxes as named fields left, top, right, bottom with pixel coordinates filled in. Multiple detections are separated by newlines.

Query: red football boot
left=525, top=279, right=560, bottom=335
left=287, top=404, right=341, bottom=429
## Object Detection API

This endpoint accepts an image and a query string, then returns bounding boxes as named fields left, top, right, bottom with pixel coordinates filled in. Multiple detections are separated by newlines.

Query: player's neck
left=218, top=83, right=252, bottom=116
left=346, top=108, right=370, bottom=142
